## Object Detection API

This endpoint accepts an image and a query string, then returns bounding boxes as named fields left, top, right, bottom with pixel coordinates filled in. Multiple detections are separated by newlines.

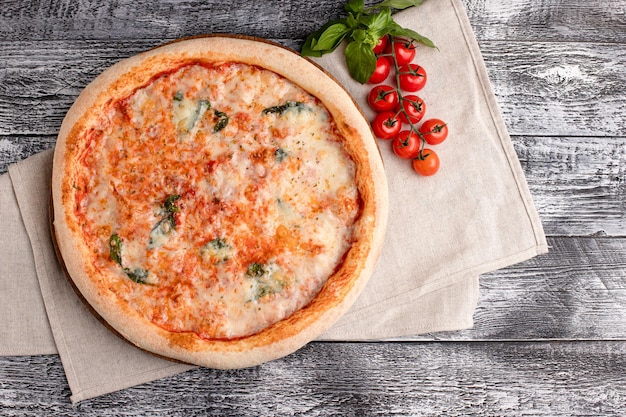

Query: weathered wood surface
left=1, top=0, right=623, bottom=43
left=1, top=342, right=625, bottom=416
left=413, top=236, right=626, bottom=341
left=1, top=0, right=625, bottom=414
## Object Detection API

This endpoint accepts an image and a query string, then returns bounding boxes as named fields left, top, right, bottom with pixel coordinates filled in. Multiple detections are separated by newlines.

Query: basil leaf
left=346, top=12, right=359, bottom=29
left=162, top=194, right=181, bottom=229
left=209, top=238, right=229, bottom=250
left=351, top=28, right=367, bottom=43
left=213, top=109, right=229, bottom=132
left=388, top=22, right=436, bottom=48
left=109, top=234, right=151, bottom=284
left=345, top=40, right=377, bottom=84
left=313, top=22, right=350, bottom=51
left=359, top=7, right=393, bottom=40
left=148, top=217, right=175, bottom=248
left=370, top=0, right=424, bottom=9
left=302, top=37, right=322, bottom=57
left=301, top=19, right=347, bottom=57
left=254, top=283, right=273, bottom=300
left=274, top=148, right=288, bottom=162
left=262, top=101, right=309, bottom=115
left=149, top=194, right=181, bottom=248
left=344, top=0, right=365, bottom=13
left=109, top=233, right=123, bottom=265
left=201, top=238, right=232, bottom=264
left=163, top=194, right=181, bottom=214
left=124, top=268, right=150, bottom=285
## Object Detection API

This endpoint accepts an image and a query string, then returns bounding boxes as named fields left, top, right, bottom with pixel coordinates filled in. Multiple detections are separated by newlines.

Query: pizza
left=51, top=35, right=388, bottom=369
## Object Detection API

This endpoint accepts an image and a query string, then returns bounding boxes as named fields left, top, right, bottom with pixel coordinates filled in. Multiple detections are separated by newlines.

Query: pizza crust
left=52, top=35, right=388, bottom=368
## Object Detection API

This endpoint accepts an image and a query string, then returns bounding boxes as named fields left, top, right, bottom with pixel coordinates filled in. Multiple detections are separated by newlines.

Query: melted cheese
left=74, top=62, right=360, bottom=339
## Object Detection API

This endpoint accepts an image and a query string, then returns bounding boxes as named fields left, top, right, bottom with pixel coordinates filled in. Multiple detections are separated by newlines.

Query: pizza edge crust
left=52, top=35, right=388, bottom=369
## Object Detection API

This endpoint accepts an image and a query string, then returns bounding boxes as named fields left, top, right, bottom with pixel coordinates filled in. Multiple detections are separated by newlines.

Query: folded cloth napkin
left=313, top=0, right=550, bottom=339
left=0, top=0, right=547, bottom=403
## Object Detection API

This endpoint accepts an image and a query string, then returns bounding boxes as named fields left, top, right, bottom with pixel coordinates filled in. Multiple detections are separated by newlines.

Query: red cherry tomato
left=392, top=130, right=421, bottom=159
left=373, top=36, right=388, bottom=54
left=398, top=64, right=427, bottom=92
left=386, top=38, right=416, bottom=66
left=371, top=111, right=401, bottom=140
left=396, top=95, right=426, bottom=124
left=368, top=85, right=399, bottom=113
left=368, top=56, right=391, bottom=84
left=412, top=148, right=440, bottom=176
left=420, top=119, right=448, bottom=145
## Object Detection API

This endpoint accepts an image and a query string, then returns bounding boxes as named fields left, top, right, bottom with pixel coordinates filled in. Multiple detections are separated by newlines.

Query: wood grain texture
left=0, top=0, right=342, bottom=42
left=482, top=42, right=626, bottom=137
left=412, top=237, right=626, bottom=341
left=515, top=136, right=626, bottom=237
left=1, top=0, right=623, bottom=43
left=1, top=342, right=624, bottom=416
left=463, top=0, right=626, bottom=43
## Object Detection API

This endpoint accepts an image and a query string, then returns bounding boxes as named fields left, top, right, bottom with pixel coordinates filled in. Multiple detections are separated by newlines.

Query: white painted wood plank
left=1, top=0, right=623, bottom=43
left=1, top=342, right=624, bottom=415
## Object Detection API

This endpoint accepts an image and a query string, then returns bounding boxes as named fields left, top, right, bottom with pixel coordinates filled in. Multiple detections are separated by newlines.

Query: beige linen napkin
left=0, top=0, right=547, bottom=403
left=316, top=0, right=549, bottom=339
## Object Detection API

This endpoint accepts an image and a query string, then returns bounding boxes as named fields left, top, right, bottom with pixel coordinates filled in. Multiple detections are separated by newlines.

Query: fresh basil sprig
left=301, top=0, right=435, bottom=83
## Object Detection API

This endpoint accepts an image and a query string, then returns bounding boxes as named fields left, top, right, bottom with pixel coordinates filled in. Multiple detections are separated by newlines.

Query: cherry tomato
left=368, top=85, right=399, bottom=113
left=368, top=56, right=391, bottom=84
left=420, top=119, right=448, bottom=145
left=386, top=38, right=416, bottom=66
left=412, top=149, right=440, bottom=176
left=396, top=95, right=426, bottom=124
left=371, top=111, right=401, bottom=140
left=398, top=64, right=427, bottom=92
left=373, top=35, right=388, bottom=55
left=392, top=130, right=421, bottom=159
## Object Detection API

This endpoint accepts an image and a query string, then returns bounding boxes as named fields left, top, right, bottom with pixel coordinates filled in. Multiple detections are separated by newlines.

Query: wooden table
left=1, top=0, right=624, bottom=414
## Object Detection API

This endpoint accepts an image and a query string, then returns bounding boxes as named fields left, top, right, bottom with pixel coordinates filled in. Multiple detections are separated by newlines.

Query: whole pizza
left=52, top=36, right=388, bottom=368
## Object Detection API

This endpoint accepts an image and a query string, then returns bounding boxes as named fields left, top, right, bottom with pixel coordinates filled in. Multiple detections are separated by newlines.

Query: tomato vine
left=369, top=34, right=448, bottom=175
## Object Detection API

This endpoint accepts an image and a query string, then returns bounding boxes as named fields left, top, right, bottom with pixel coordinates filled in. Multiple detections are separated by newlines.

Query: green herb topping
left=123, top=268, right=149, bottom=284
left=274, top=148, right=288, bottom=162
left=163, top=194, right=181, bottom=215
left=200, top=237, right=232, bottom=264
left=209, top=237, right=228, bottom=250
left=301, top=0, right=435, bottom=83
left=262, top=101, right=310, bottom=115
left=148, top=194, right=181, bottom=248
left=108, top=233, right=151, bottom=285
left=246, top=262, right=267, bottom=278
left=244, top=262, right=288, bottom=300
left=213, top=109, right=229, bottom=132
left=109, top=233, right=123, bottom=265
